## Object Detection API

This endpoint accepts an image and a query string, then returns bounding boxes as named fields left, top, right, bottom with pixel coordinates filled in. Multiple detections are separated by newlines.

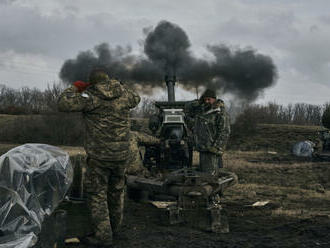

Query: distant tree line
left=0, top=84, right=156, bottom=117
left=0, top=84, right=327, bottom=126
left=0, top=84, right=62, bottom=114
left=229, top=102, right=327, bottom=140
left=0, top=84, right=157, bottom=146
left=322, top=104, right=330, bottom=129
left=0, top=84, right=329, bottom=147
left=233, top=102, right=326, bottom=126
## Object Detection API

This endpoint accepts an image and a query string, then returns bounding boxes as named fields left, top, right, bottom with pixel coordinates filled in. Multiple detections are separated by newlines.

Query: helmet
left=88, top=67, right=109, bottom=84
left=200, top=89, right=216, bottom=100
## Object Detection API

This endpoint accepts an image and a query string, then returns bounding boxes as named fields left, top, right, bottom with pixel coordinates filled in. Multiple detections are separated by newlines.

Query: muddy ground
left=57, top=151, right=330, bottom=248
left=0, top=118, right=328, bottom=248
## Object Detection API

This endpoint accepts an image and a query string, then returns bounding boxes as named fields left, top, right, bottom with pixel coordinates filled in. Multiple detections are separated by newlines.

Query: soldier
left=319, top=129, right=330, bottom=152
left=126, top=130, right=160, bottom=176
left=58, top=68, right=140, bottom=247
left=193, top=89, right=231, bottom=174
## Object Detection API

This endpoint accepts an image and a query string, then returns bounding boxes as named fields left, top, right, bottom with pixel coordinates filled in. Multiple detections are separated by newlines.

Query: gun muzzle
left=165, top=75, right=176, bottom=102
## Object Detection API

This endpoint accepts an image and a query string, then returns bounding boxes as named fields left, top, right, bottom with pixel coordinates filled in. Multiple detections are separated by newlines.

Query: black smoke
left=144, top=21, right=191, bottom=76
left=59, top=43, right=133, bottom=82
left=206, top=45, right=277, bottom=101
left=59, top=20, right=277, bottom=102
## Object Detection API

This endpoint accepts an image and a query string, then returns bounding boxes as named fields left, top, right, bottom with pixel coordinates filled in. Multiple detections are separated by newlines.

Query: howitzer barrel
left=165, top=75, right=176, bottom=102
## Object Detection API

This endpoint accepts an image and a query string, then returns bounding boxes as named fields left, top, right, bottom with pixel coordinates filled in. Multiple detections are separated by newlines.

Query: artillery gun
left=143, top=75, right=193, bottom=170
left=127, top=76, right=235, bottom=233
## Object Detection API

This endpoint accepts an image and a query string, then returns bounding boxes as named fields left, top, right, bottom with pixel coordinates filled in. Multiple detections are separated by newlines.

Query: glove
left=208, top=144, right=223, bottom=154
left=208, top=146, right=219, bottom=154
left=73, top=81, right=91, bottom=93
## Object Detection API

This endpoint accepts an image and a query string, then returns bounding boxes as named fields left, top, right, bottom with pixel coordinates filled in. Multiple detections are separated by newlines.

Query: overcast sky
left=0, top=0, right=330, bottom=105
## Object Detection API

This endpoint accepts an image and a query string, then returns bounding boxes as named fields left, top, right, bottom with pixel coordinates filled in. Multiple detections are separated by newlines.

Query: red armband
left=73, top=81, right=91, bottom=92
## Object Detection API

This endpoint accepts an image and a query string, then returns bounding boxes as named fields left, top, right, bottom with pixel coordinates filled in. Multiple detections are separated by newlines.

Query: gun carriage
left=127, top=76, right=234, bottom=233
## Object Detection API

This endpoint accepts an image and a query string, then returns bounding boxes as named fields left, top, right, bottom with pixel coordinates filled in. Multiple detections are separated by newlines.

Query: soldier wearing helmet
left=58, top=67, right=140, bottom=247
left=193, top=89, right=231, bottom=174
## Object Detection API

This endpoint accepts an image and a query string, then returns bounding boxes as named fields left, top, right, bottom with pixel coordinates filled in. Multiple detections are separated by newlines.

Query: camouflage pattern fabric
left=319, top=130, right=330, bottom=151
left=199, top=152, right=238, bottom=187
left=187, top=99, right=230, bottom=174
left=58, top=76, right=140, bottom=244
left=185, top=99, right=204, bottom=132
left=194, top=99, right=230, bottom=155
left=58, top=77, right=141, bottom=162
left=199, top=152, right=221, bottom=175
left=126, top=131, right=159, bottom=176
left=84, top=159, right=127, bottom=243
left=186, top=98, right=236, bottom=183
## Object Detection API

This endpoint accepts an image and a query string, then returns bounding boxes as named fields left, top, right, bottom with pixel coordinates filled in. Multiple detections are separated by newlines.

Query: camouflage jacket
left=127, top=131, right=159, bottom=175
left=58, top=78, right=140, bottom=162
left=193, top=100, right=230, bottom=155
left=185, top=99, right=204, bottom=131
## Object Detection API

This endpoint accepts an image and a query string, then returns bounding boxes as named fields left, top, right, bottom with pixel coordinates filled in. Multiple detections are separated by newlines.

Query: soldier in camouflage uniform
left=191, top=89, right=231, bottom=175
left=58, top=68, right=140, bottom=247
left=126, top=131, right=160, bottom=176
left=319, top=129, right=330, bottom=152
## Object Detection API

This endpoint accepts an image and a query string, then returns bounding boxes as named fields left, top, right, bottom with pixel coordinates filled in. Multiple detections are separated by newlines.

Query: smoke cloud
left=59, top=20, right=277, bottom=102
left=59, top=43, right=133, bottom=82
left=206, top=45, right=277, bottom=101
left=144, top=21, right=191, bottom=76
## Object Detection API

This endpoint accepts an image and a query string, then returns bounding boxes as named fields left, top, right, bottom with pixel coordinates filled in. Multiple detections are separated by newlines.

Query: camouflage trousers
left=84, top=158, right=127, bottom=243
left=199, top=152, right=221, bottom=175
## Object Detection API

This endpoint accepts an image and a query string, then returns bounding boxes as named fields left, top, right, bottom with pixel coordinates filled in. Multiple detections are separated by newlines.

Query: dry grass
left=259, top=123, right=322, bottom=131
left=0, top=114, right=22, bottom=125
left=1, top=141, right=329, bottom=223
left=229, top=123, right=322, bottom=152
left=272, top=208, right=330, bottom=218
left=223, top=150, right=327, bottom=169
left=271, top=209, right=306, bottom=217
left=59, top=145, right=85, bottom=156
left=224, top=156, right=319, bottom=170
left=0, top=143, right=85, bottom=156
left=217, top=150, right=330, bottom=220
left=223, top=181, right=330, bottom=219
left=0, top=143, right=21, bottom=155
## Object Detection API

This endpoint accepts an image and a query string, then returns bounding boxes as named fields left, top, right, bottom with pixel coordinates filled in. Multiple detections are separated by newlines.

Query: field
left=228, top=123, right=322, bottom=152
left=56, top=150, right=330, bottom=248
left=0, top=118, right=329, bottom=248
